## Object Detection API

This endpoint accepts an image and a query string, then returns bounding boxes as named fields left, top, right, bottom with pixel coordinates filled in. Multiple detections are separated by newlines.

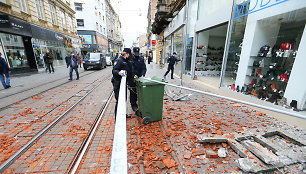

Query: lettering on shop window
left=234, top=0, right=289, bottom=19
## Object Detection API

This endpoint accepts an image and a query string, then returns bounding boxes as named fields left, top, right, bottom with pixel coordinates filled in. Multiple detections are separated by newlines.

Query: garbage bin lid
left=135, top=77, right=165, bottom=86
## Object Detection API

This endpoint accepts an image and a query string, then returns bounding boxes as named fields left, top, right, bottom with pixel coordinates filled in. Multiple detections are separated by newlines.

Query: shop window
left=19, top=0, right=27, bottom=13
left=173, top=27, right=184, bottom=75
left=36, top=0, right=45, bottom=19
left=222, top=14, right=247, bottom=87
left=0, top=33, right=29, bottom=68
left=195, top=24, right=228, bottom=78
left=50, top=4, right=57, bottom=25
left=244, top=9, right=306, bottom=100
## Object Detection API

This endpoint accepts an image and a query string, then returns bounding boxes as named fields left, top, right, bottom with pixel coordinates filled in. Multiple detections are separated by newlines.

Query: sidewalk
left=145, top=63, right=306, bottom=129
left=127, top=63, right=306, bottom=173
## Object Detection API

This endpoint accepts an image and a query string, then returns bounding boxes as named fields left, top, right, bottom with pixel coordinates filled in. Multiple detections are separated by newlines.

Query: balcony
left=151, top=1, right=173, bottom=34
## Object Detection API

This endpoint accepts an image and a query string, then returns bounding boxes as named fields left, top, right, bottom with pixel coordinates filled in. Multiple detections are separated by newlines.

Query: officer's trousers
left=128, top=80, right=138, bottom=109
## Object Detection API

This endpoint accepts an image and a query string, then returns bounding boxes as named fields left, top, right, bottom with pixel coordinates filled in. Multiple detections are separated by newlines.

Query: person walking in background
left=164, top=52, right=179, bottom=79
left=0, top=52, right=11, bottom=89
left=111, top=48, right=133, bottom=119
left=77, top=53, right=83, bottom=68
left=44, top=50, right=55, bottom=73
left=112, top=53, right=119, bottom=66
left=148, top=53, right=152, bottom=64
left=66, top=53, right=79, bottom=80
left=129, top=47, right=146, bottom=113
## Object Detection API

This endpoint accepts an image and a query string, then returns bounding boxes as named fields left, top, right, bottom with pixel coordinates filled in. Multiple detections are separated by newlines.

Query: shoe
left=68, top=79, right=72, bottom=80
left=7, top=85, right=11, bottom=88
left=126, top=114, right=131, bottom=118
left=76, top=78, right=79, bottom=80
left=171, top=78, right=174, bottom=79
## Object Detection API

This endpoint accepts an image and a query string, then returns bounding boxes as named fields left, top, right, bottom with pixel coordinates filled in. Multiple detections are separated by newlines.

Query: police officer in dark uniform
left=164, top=52, right=179, bottom=79
left=111, top=48, right=133, bottom=118
left=129, top=47, right=147, bottom=113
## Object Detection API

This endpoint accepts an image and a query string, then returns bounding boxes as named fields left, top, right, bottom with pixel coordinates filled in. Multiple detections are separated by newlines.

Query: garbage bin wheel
left=142, top=117, right=151, bottom=125
left=136, top=110, right=141, bottom=117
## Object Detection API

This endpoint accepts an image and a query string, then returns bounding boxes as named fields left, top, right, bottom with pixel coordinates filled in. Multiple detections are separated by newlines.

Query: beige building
left=0, top=0, right=79, bottom=73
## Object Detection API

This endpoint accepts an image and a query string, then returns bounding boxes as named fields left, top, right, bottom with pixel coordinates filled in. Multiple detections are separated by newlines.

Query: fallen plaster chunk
left=218, top=148, right=227, bottom=158
left=237, top=158, right=258, bottom=173
left=243, top=140, right=280, bottom=165
left=197, top=135, right=227, bottom=143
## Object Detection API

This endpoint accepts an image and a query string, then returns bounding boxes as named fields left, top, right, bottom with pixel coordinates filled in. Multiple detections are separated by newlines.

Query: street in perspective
left=0, top=0, right=306, bottom=173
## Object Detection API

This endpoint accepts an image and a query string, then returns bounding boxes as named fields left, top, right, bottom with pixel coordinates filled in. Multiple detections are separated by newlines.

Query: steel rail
left=144, top=78, right=306, bottom=120
left=0, top=76, right=108, bottom=172
left=68, top=92, right=114, bottom=174
left=110, top=76, right=127, bottom=174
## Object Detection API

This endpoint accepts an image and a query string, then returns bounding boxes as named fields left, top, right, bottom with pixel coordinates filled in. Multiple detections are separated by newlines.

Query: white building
left=159, top=0, right=306, bottom=110
left=74, top=0, right=108, bottom=54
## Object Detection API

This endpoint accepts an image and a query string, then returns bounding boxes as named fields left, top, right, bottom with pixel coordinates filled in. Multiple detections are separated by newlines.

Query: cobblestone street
left=0, top=64, right=306, bottom=173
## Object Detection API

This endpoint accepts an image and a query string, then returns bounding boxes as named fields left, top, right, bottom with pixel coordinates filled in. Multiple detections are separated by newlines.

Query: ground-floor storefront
left=164, top=0, right=306, bottom=110
left=0, top=15, right=36, bottom=73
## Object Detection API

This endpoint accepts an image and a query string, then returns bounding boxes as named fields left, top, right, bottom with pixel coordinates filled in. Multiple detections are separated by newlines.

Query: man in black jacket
left=111, top=48, right=133, bottom=118
left=0, top=53, right=11, bottom=89
left=164, top=52, right=178, bottom=79
left=129, top=47, right=147, bottom=113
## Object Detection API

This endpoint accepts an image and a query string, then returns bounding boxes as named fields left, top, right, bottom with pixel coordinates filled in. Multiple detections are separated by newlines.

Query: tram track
left=0, top=72, right=113, bottom=173
left=0, top=70, right=98, bottom=111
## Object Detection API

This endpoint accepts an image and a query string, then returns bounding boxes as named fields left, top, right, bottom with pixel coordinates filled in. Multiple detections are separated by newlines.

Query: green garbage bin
left=135, top=77, right=165, bottom=125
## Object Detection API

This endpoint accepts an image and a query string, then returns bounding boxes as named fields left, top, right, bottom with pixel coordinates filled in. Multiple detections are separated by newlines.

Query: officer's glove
left=118, top=70, right=126, bottom=77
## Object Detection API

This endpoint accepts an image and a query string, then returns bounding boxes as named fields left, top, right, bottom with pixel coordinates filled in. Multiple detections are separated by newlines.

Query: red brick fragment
left=162, top=158, right=177, bottom=168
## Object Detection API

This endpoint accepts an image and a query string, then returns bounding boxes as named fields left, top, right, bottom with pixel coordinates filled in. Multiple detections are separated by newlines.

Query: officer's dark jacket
left=131, top=55, right=146, bottom=77
left=167, top=55, right=178, bottom=66
left=112, top=56, right=133, bottom=82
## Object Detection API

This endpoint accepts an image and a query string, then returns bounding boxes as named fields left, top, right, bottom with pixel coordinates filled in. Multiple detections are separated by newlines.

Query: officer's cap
left=123, top=48, right=132, bottom=55
left=133, top=47, right=140, bottom=56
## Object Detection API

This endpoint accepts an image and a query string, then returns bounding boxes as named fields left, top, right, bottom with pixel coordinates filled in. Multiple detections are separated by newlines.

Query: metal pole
left=144, top=78, right=306, bottom=120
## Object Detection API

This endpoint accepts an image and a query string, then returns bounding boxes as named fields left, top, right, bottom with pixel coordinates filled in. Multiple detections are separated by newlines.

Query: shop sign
left=0, top=15, right=32, bottom=36
left=234, top=0, right=289, bottom=19
left=55, top=33, right=64, bottom=42
left=0, top=15, right=10, bottom=28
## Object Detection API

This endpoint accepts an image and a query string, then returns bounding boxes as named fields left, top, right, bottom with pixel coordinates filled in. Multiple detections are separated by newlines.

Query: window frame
left=19, top=0, right=27, bottom=13
left=50, top=3, right=57, bottom=25
left=60, top=11, right=66, bottom=29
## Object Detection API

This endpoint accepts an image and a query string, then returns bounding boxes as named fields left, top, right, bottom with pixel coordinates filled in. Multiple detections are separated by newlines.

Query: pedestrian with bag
left=77, top=53, right=83, bottom=68
left=129, top=47, right=146, bottom=113
left=66, top=52, right=79, bottom=80
left=111, top=48, right=133, bottom=119
left=43, top=50, right=55, bottom=73
left=0, top=52, right=11, bottom=89
left=164, top=52, right=179, bottom=79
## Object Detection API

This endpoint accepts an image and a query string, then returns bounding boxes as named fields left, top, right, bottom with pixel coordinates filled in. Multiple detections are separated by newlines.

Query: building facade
left=0, top=0, right=79, bottom=73
left=105, top=0, right=123, bottom=55
left=74, top=0, right=108, bottom=55
left=149, top=0, right=306, bottom=110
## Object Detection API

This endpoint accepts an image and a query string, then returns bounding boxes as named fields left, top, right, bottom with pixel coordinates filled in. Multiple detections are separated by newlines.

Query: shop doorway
left=195, top=23, right=228, bottom=88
